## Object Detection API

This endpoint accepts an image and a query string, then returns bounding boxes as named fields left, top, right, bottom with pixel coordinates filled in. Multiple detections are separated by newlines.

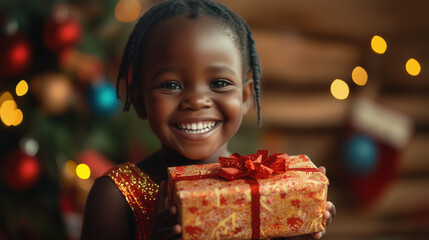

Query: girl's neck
left=158, top=144, right=231, bottom=168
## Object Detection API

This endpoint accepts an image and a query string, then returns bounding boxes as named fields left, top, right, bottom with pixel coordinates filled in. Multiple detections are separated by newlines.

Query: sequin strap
left=105, top=163, right=159, bottom=240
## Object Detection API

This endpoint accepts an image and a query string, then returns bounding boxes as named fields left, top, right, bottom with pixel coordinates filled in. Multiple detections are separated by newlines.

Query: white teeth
left=176, top=121, right=217, bottom=134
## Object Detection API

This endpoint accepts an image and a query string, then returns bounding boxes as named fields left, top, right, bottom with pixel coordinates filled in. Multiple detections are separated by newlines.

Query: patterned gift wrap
left=168, top=153, right=329, bottom=240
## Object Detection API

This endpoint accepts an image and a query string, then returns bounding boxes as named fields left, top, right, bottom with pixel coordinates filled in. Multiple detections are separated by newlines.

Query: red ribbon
left=245, top=179, right=260, bottom=239
left=218, top=150, right=290, bottom=180
left=217, top=150, right=291, bottom=239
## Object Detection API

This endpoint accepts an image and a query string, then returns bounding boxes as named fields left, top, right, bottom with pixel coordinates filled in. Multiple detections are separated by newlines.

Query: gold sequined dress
left=105, top=162, right=159, bottom=240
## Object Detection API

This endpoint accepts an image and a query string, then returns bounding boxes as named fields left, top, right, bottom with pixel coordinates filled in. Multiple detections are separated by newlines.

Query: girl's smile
left=135, top=15, right=254, bottom=160
left=171, top=119, right=221, bottom=141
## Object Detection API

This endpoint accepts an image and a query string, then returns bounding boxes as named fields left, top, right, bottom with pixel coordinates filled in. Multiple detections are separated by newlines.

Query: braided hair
left=117, top=0, right=262, bottom=124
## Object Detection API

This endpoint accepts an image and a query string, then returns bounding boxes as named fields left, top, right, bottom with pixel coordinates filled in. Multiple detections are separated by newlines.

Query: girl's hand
left=151, top=181, right=182, bottom=240
left=310, top=166, right=336, bottom=239
left=274, top=166, right=336, bottom=240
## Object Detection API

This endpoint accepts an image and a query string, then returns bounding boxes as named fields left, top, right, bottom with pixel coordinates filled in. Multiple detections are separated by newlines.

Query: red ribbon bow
left=217, top=150, right=290, bottom=239
left=218, top=150, right=290, bottom=180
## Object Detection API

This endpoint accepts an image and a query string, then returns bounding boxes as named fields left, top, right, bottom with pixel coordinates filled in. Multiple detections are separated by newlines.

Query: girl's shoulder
left=82, top=160, right=160, bottom=240
left=81, top=175, right=135, bottom=239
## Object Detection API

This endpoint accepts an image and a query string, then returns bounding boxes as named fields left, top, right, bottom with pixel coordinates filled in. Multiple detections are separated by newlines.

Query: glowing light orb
left=351, top=66, right=368, bottom=86
left=0, top=91, right=14, bottom=105
left=330, top=79, right=349, bottom=100
left=34, top=72, right=73, bottom=115
left=0, top=100, right=23, bottom=126
left=115, top=0, right=142, bottom=23
left=371, top=35, right=387, bottom=54
left=64, top=160, right=77, bottom=177
left=405, top=58, right=421, bottom=76
left=16, top=80, right=29, bottom=96
left=76, top=163, right=91, bottom=179
left=20, top=138, right=39, bottom=157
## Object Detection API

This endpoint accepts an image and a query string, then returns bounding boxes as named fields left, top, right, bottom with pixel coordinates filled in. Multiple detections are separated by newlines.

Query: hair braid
left=244, top=24, right=262, bottom=125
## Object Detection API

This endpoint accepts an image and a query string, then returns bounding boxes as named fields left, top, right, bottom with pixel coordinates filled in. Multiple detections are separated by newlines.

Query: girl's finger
left=157, top=181, right=168, bottom=210
left=323, top=211, right=332, bottom=226
left=318, top=166, right=326, bottom=175
left=311, top=230, right=326, bottom=239
left=155, top=206, right=177, bottom=226
left=326, top=201, right=336, bottom=218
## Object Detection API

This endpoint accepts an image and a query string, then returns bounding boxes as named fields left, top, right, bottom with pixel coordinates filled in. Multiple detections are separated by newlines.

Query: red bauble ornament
left=2, top=150, right=41, bottom=191
left=43, top=12, right=82, bottom=52
left=0, top=33, right=33, bottom=78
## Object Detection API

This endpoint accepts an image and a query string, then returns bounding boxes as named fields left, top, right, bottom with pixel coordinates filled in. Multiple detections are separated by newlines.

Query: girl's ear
left=132, top=89, right=147, bottom=119
left=242, top=78, right=254, bottom=115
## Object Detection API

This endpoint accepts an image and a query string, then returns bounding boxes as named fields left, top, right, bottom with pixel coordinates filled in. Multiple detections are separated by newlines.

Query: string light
left=0, top=91, right=13, bottom=105
left=405, top=58, right=421, bottom=76
left=330, top=79, right=349, bottom=100
left=371, top=35, right=387, bottom=54
left=351, top=66, right=368, bottom=86
left=0, top=99, right=23, bottom=126
left=20, top=138, right=39, bottom=157
left=16, top=80, right=29, bottom=96
left=64, top=160, right=77, bottom=177
left=76, top=163, right=91, bottom=179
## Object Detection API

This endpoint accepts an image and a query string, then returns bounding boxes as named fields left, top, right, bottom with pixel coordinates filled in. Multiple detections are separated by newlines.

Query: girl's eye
left=159, top=81, right=181, bottom=90
left=210, top=79, right=232, bottom=89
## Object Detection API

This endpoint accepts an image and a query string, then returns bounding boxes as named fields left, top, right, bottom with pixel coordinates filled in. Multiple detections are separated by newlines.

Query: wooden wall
left=219, top=0, right=429, bottom=238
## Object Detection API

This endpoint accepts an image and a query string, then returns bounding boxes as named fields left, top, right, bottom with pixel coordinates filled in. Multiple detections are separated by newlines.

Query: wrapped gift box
left=168, top=152, right=329, bottom=240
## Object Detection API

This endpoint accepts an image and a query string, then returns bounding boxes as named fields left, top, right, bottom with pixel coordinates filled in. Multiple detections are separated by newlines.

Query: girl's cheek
left=221, top=96, right=243, bottom=122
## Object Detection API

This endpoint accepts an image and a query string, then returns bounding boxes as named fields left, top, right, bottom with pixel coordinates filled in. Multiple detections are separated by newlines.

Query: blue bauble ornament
left=88, top=80, right=119, bottom=116
left=343, top=135, right=378, bottom=176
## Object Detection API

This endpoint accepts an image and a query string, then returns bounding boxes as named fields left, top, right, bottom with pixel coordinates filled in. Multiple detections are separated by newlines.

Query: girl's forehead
left=140, top=14, right=243, bottom=80
left=147, top=15, right=239, bottom=51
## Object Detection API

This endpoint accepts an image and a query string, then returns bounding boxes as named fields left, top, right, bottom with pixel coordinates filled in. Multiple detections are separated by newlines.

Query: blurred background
left=0, top=0, right=428, bottom=239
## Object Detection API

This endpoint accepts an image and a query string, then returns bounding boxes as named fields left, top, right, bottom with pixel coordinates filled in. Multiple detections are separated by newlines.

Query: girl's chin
left=179, top=148, right=220, bottom=162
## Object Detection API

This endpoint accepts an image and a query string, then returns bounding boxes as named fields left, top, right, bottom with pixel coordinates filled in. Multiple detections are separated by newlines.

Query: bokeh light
left=115, top=0, right=141, bottom=23
left=19, top=156, right=40, bottom=182
left=0, top=100, right=23, bottom=126
left=0, top=91, right=14, bottom=105
left=88, top=80, right=119, bottom=116
left=330, top=79, right=349, bottom=100
left=20, top=138, right=39, bottom=157
left=64, top=160, right=77, bottom=177
left=351, top=66, right=368, bottom=86
left=371, top=35, right=387, bottom=54
left=405, top=58, right=421, bottom=76
left=16, top=80, right=29, bottom=96
left=32, top=72, right=73, bottom=115
left=10, top=42, right=31, bottom=67
left=76, top=163, right=91, bottom=179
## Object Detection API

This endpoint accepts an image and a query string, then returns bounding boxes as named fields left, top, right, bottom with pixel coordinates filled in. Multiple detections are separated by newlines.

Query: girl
left=81, top=0, right=336, bottom=239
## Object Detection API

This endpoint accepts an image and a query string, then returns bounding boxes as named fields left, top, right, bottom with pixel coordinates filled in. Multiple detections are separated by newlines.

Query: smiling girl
left=81, top=1, right=335, bottom=239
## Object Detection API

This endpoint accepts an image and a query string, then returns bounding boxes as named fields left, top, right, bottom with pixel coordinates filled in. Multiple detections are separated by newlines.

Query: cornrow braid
left=117, top=0, right=262, bottom=125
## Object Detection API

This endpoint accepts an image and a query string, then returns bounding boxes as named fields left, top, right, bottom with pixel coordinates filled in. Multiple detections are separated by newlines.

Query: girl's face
left=136, top=15, right=253, bottom=160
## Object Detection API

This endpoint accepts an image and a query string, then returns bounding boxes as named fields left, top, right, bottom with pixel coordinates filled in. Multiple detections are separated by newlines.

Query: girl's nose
left=179, top=88, right=213, bottom=111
